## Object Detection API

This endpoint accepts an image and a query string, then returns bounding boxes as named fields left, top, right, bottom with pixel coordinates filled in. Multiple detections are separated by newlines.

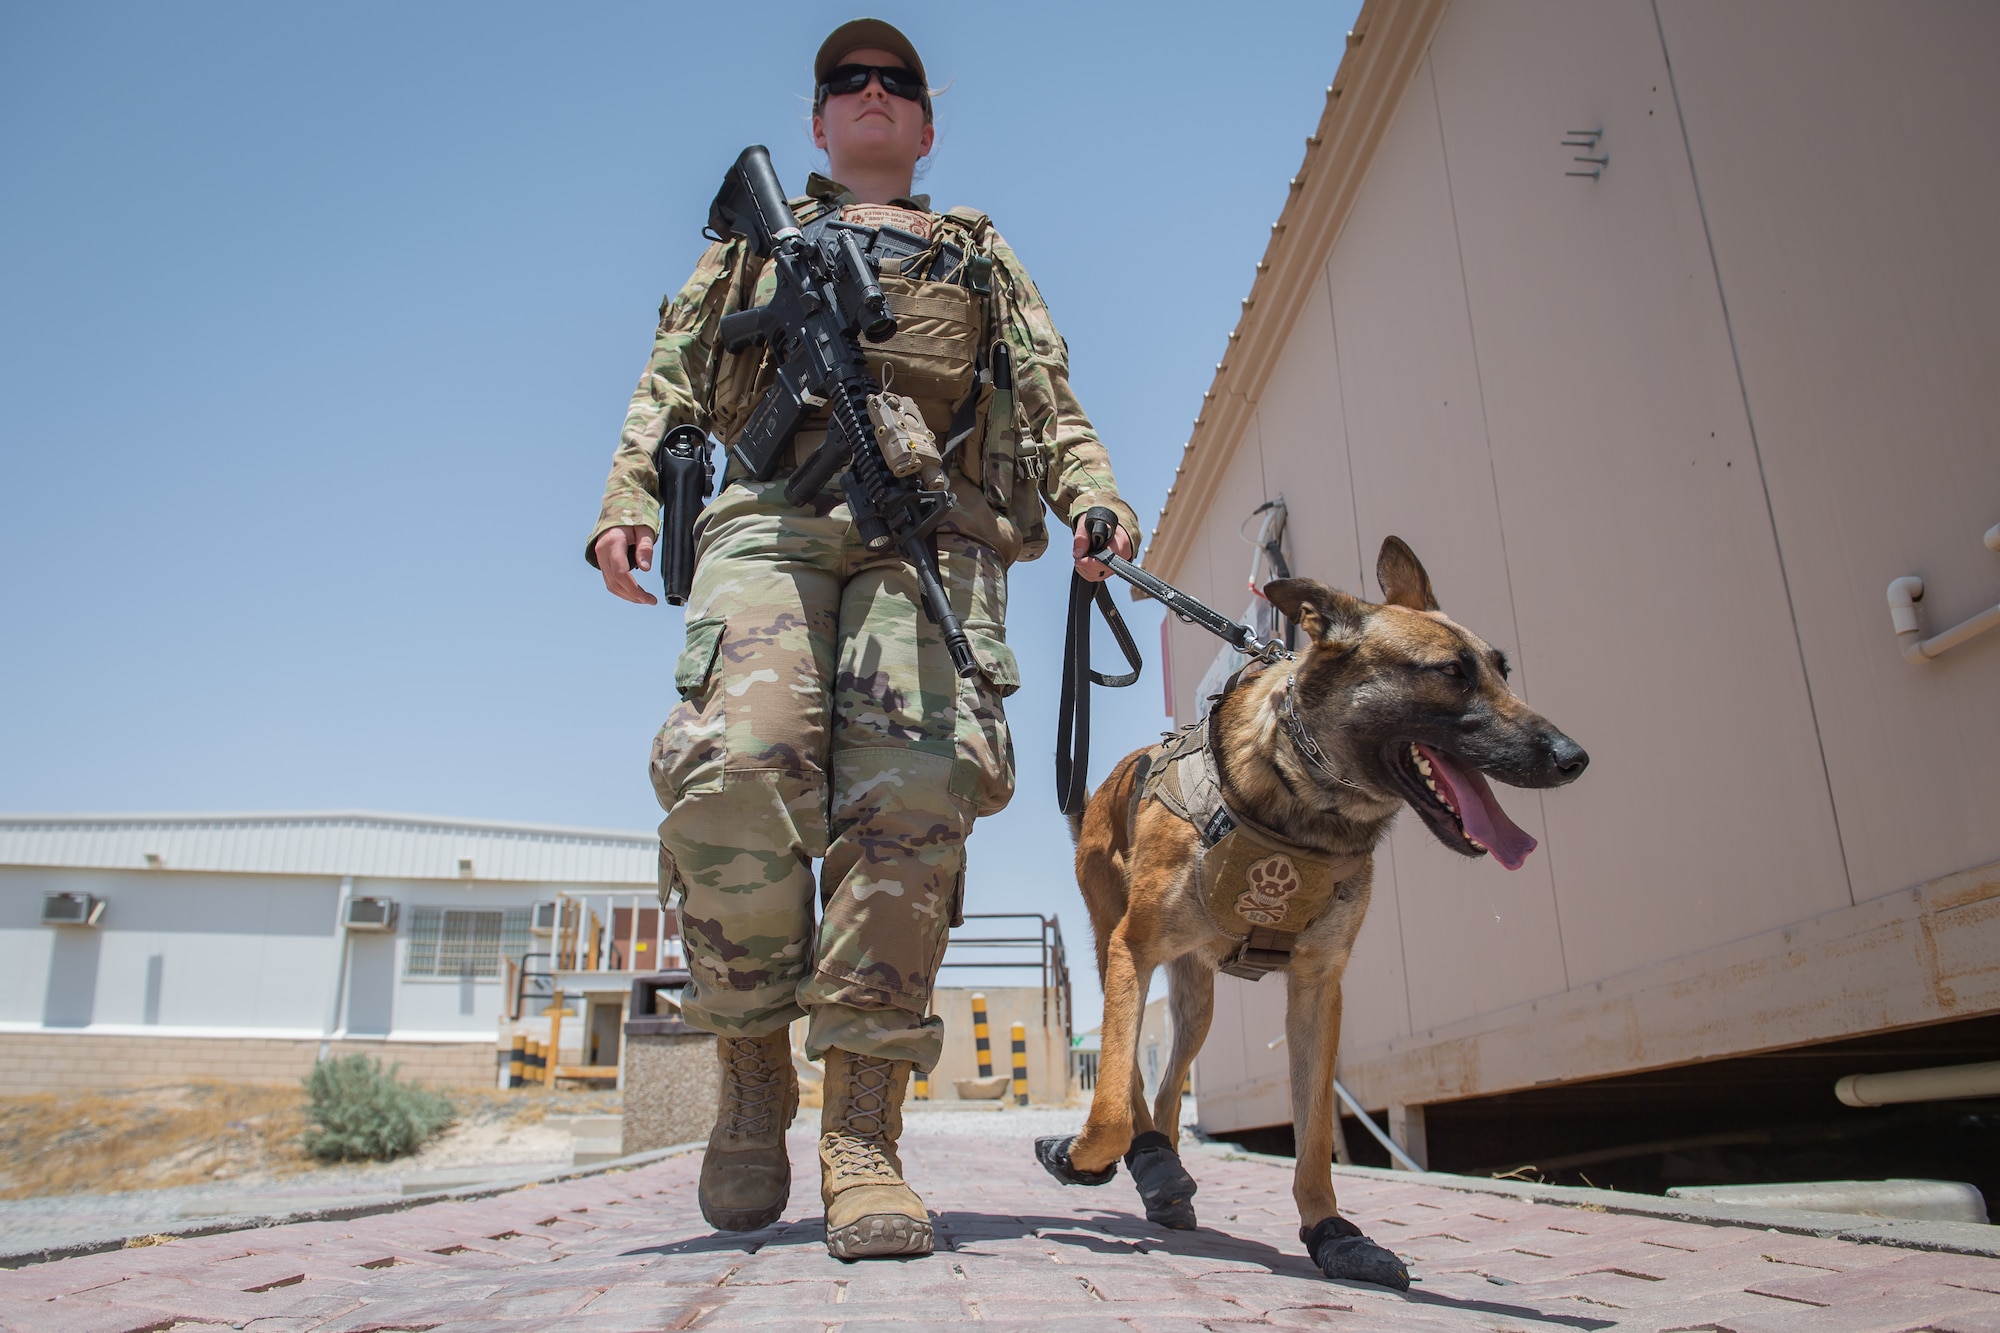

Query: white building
left=0, top=812, right=664, bottom=1090
left=1152, top=0, right=2000, bottom=1167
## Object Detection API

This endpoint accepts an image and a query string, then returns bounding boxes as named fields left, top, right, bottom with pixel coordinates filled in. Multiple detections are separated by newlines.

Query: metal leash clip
left=1056, top=507, right=1294, bottom=815
left=1081, top=519, right=1294, bottom=666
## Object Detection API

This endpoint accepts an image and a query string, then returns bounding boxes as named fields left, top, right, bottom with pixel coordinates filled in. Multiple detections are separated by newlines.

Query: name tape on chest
left=839, top=203, right=934, bottom=239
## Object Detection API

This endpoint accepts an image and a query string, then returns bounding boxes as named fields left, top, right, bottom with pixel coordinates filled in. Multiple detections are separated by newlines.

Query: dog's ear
left=1265, top=578, right=1365, bottom=645
left=1376, top=536, right=1440, bottom=612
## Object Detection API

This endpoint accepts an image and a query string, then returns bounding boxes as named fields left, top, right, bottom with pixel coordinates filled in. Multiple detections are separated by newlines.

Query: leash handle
left=1059, top=504, right=1293, bottom=817
left=1082, top=525, right=1291, bottom=666
left=1058, top=509, right=1145, bottom=816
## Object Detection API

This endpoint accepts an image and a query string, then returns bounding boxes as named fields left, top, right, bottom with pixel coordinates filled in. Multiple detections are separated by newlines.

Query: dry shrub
left=0, top=1083, right=312, bottom=1199
left=301, top=1056, right=454, bottom=1162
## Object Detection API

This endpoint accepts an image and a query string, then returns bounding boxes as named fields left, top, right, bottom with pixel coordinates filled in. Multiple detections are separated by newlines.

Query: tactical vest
left=707, top=199, right=1049, bottom=554
left=1137, top=717, right=1368, bottom=981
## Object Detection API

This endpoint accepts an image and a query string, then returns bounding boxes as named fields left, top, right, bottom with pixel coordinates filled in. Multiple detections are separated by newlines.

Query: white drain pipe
left=1887, top=522, right=2000, bottom=663
left=1835, top=1059, right=2000, bottom=1107
left=320, top=875, right=355, bottom=1062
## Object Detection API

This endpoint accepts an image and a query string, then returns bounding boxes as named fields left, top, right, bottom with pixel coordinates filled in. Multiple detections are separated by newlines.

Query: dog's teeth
left=1467, top=835, right=1486, bottom=850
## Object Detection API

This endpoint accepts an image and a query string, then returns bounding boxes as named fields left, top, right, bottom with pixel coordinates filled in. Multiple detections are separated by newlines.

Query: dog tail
left=1065, top=808, right=1084, bottom=845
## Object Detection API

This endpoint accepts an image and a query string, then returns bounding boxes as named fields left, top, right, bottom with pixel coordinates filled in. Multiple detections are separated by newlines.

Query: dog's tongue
left=1416, top=744, right=1538, bottom=870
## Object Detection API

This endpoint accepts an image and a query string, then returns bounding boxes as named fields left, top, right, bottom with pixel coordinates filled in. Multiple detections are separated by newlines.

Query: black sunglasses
left=818, top=63, right=926, bottom=103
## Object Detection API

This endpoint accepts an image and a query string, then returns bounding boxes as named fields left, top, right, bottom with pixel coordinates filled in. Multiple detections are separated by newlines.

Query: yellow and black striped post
left=1010, top=1021, right=1029, bottom=1106
left=913, top=1070, right=930, bottom=1100
left=972, top=993, right=993, bottom=1078
left=509, top=1033, right=526, bottom=1089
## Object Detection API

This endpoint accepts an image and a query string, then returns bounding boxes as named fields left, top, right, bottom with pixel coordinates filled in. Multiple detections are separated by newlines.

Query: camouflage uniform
left=588, top=174, right=1139, bottom=1071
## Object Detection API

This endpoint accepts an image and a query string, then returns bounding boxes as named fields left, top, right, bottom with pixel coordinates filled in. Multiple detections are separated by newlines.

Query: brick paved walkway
left=3, top=1128, right=1998, bottom=1332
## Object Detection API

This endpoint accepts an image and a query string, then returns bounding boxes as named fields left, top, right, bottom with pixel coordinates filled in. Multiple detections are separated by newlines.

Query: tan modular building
left=1150, top=0, right=2000, bottom=1172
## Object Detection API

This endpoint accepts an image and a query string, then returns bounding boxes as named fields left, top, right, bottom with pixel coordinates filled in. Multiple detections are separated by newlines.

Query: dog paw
left=1302, top=1215, right=1410, bottom=1291
left=1123, top=1130, right=1199, bottom=1230
left=1034, top=1135, right=1117, bottom=1186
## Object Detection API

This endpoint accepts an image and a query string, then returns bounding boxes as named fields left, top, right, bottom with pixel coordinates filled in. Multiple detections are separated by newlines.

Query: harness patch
left=1137, top=713, right=1370, bottom=977
left=1236, top=855, right=1302, bottom=926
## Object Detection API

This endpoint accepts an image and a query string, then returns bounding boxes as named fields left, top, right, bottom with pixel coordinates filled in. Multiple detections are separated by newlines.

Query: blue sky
left=0, top=2, right=1362, bottom=1024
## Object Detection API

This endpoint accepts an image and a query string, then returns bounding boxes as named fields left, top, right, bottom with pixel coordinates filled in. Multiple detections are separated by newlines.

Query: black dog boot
left=1034, top=1134, right=1117, bottom=1186
left=1122, top=1130, right=1198, bottom=1229
left=1303, top=1215, right=1410, bottom=1290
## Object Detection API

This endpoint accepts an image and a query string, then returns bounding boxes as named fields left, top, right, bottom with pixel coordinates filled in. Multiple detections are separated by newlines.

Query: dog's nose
left=1548, top=734, right=1589, bottom=784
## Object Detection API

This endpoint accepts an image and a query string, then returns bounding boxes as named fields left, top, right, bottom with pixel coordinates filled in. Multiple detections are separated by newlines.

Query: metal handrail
left=940, top=912, right=1073, bottom=1043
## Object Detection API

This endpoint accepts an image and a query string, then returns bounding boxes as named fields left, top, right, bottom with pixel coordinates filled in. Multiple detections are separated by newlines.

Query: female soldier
left=586, top=18, right=1139, bottom=1260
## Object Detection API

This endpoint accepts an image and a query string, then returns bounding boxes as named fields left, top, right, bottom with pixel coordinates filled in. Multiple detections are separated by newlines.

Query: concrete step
left=177, top=1191, right=396, bottom=1219
left=399, top=1164, right=565, bottom=1196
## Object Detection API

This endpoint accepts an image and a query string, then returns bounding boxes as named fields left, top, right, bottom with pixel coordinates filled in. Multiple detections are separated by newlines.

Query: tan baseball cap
left=814, top=18, right=927, bottom=88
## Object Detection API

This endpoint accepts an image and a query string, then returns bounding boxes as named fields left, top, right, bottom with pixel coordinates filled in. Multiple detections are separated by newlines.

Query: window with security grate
left=404, top=907, right=532, bottom=979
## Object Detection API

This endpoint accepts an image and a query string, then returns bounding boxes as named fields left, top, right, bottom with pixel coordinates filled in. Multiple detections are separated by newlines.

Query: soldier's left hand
left=1072, top=517, right=1134, bottom=583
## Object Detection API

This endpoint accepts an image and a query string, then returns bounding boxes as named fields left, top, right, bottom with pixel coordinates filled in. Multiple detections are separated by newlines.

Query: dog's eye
left=1436, top=661, right=1465, bottom=679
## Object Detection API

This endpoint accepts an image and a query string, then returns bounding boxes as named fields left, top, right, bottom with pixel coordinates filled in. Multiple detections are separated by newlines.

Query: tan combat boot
left=819, top=1048, right=932, bottom=1259
left=697, top=1029, right=798, bottom=1232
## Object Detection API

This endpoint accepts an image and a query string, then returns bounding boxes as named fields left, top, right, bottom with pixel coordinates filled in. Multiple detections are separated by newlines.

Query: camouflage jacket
left=586, top=173, right=1141, bottom=569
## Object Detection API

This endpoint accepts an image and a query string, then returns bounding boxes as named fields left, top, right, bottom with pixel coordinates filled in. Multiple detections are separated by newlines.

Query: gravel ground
left=0, top=1167, right=395, bottom=1254
left=0, top=1151, right=588, bottom=1256
left=0, top=1117, right=579, bottom=1256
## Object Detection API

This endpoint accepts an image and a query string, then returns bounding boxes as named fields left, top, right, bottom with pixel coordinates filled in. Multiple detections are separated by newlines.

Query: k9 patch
left=1199, top=835, right=1341, bottom=937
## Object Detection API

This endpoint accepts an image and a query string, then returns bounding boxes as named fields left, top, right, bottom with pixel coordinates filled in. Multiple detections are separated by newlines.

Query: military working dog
left=1036, top=537, right=1589, bottom=1290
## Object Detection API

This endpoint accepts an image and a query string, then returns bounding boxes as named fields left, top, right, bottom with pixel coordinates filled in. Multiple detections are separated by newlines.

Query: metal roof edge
left=1146, top=0, right=1452, bottom=583
left=0, top=810, right=657, bottom=845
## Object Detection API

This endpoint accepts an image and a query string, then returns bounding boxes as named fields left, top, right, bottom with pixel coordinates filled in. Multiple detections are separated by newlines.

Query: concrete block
left=1666, top=1178, right=1991, bottom=1224
left=621, top=1031, right=717, bottom=1154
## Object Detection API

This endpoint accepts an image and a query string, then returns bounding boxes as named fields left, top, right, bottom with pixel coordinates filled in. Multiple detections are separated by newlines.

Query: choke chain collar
left=1282, top=674, right=1360, bottom=791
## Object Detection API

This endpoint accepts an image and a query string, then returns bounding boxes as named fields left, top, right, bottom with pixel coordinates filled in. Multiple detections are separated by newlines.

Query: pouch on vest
left=982, top=339, right=1018, bottom=509
left=867, top=268, right=981, bottom=438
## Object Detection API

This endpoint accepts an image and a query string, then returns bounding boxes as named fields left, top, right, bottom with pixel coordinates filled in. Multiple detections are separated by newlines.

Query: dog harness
left=1135, top=715, right=1368, bottom=981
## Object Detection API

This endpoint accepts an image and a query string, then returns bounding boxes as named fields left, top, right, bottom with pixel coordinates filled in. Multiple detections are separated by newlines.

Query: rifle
left=704, top=144, right=978, bottom=679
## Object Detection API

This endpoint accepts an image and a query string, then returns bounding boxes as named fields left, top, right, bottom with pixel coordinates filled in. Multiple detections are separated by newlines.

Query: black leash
left=1055, top=507, right=1291, bottom=816
left=1057, top=512, right=1144, bottom=815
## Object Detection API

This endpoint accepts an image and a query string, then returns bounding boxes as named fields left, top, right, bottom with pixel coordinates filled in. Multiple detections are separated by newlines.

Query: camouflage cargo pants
left=650, top=477, right=1018, bottom=1071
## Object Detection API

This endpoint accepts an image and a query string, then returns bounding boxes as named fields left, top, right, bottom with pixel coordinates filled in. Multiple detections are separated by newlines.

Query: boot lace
left=825, top=1054, right=899, bottom=1185
left=720, top=1035, right=786, bottom=1137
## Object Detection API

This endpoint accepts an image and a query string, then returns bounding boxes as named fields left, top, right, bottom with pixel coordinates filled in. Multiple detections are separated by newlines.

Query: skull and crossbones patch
left=1235, top=854, right=1302, bottom=926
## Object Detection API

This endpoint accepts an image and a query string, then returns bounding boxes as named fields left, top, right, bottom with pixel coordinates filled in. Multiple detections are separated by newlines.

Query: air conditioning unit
left=530, top=901, right=559, bottom=934
left=343, top=896, right=397, bottom=931
left=42, top=893, right=104, bottom=927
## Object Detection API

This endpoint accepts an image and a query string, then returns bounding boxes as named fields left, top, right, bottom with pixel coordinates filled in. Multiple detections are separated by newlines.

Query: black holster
left=652, top=425, right=713, bottom=607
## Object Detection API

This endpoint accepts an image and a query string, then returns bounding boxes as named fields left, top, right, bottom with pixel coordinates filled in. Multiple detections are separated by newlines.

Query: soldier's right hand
left=595, top=525, right=659, bottom=605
